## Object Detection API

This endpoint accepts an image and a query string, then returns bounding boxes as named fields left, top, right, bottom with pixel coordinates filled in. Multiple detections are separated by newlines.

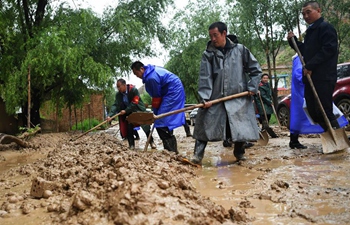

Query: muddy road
left=0, top=125, right=350, bottom=224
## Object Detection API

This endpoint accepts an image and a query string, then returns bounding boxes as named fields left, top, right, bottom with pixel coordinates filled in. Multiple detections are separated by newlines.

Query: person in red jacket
left=107, top=79, right=155, bottom=150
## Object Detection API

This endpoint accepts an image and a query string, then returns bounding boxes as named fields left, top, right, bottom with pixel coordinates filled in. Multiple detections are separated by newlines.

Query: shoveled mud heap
left=0, top=132, right=246, bottom=225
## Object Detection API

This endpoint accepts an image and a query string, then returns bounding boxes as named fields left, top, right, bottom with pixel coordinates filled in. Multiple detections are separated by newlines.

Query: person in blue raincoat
left=289, top=54, right=348, bottom=148
left=131, top=61, right=186, bottom=153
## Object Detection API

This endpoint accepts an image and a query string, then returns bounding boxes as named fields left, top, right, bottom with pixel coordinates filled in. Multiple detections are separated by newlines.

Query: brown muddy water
left=1, top=126, right=350, bottom=224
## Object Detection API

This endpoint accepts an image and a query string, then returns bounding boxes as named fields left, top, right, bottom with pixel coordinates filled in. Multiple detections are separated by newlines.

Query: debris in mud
left=228, top=207, right=254, bottom=223
left=2, top=127, right=350, bottom=224
left=271, top=180, right=289, bottom=192
left=30, top=177, right=57, bottom=198
left=238, top=199, right=255, bottom=209
left=0, top=132, right=236, bottom=224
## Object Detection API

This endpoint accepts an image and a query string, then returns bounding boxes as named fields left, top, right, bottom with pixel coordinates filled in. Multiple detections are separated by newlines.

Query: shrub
left=72, top=118, right=106, bottom=132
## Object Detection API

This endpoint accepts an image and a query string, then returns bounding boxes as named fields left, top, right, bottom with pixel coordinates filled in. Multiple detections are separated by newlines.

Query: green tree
left=316, top=0, right=350, bottom=62
left=165, top=0, right=224, bottom=103
left=0, top=0, right=173, bottom=128
left=227, top=0, right=303, bottom=107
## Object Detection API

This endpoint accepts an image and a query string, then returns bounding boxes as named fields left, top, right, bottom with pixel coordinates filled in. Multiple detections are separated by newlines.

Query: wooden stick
left=72, top=112, right=121, bottom=141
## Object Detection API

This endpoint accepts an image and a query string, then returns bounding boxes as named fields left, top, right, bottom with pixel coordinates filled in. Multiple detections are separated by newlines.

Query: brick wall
left=41, top=94, right=105, bottom=132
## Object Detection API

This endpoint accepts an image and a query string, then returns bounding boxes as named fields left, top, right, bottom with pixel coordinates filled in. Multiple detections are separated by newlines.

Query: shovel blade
left=320, top=128, right=350, bottom=154
left=257, top=130, right=269, bottom=146
left=127, top=112, right=155, bottom=125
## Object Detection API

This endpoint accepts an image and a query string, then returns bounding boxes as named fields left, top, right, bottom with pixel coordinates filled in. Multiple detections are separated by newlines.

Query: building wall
left=41, top=94, right=105, bottom=132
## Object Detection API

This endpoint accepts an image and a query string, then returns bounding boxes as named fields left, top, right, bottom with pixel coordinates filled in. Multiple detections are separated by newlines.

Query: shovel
left=127, top=91, right=269, bottom=146
left=71, top=112, right=121, bottom=141
left=258, top=93, right=278, bottom=139
left=257, top=130, right=269, bottom=146
left=127, top=92, right=250, bottom=125
left=291, top=38, right=350, bottom=153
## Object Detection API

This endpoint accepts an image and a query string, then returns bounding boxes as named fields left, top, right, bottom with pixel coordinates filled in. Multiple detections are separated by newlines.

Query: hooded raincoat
left=142, top=65, right=185, bottom=130
left=193, top=37, right=262, bottom=142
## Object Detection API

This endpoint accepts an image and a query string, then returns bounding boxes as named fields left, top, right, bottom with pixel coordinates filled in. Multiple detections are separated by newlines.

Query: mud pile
left=0, top=132, right=248, bottom=224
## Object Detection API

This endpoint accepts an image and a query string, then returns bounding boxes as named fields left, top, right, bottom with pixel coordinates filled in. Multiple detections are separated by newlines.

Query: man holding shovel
left=107, top=79, right=156, bottom=150
left=131, top=61, right=186, bottom=154
left=287, top=1, right=339, bottom=131
left=254, top=74, right=278, bottom=138
left=190, top=21, right=262, bottom=164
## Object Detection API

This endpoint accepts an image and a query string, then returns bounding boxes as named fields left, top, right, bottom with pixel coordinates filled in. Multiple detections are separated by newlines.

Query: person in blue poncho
left=131, top=61, right=186, bottom=153
left=289, top=54, right=348, bottom=149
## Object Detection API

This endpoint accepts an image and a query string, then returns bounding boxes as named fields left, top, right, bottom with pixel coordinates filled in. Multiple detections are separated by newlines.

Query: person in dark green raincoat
left=254, top=74, right=278, bottom=138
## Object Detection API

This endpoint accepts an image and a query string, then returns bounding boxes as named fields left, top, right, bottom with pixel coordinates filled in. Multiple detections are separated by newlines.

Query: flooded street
left=1, top=125, right=350, bottom=224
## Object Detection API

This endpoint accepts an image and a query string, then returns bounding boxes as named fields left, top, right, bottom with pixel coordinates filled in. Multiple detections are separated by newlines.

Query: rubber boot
left=184, top=125, right=192, bottom=137
left=190, top=140, right=207, bottom=165
left=127, top=135, right=135, bottom=150
left=163, top=136, right=178, bottom=154
left=266, top=127, right=278, bottom=138
left=289, top=133, right=307, bottom=149
left=223, top=139, right=232, bottom=147
left=244, top=142, right=254, bottom=148
left=233, top=142, right=246, bottom=161
left=262, top=120, right=278, bottom=138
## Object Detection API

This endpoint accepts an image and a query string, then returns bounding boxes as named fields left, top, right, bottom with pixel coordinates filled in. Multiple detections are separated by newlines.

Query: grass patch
left=72, top=118, right=106, bottom=132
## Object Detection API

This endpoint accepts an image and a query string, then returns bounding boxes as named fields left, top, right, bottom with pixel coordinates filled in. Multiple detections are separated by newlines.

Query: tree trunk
left=22, top=90, right=41, bottom=128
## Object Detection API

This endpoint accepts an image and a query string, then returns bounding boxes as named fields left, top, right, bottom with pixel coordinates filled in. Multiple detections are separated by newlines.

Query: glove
left=152, top=97, right=162, bottom=109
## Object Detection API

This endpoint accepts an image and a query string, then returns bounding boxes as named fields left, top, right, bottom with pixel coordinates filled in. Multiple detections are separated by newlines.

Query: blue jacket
left=142, top=65, right=185, bottom=130
left=290, top=56, right=347, bottom=134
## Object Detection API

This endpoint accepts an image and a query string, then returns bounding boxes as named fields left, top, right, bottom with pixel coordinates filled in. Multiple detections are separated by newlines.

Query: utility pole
left=27, top=65, right=31, bottom=129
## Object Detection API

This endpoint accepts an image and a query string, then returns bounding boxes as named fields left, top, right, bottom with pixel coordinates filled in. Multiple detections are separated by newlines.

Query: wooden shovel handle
left=73, top=112, right=121, bottom=141
left=258, top=93, right=269, bottom=123
left=154, top=91, right=250, bottom=120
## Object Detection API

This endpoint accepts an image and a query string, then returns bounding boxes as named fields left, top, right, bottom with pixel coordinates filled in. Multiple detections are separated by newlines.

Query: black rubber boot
left=127, top=136, right=135, bottom=150
left=127, top=124, right=135, bottom=149
left=223, top=139, right=232, bottom=147
left=233, top=142, right=246, bottom=161
left=190, top=140, right=207, bottom=165
left=163, top=136, right=178, bottom=154
left=266, top=127, right=278, bottom=138
left=244, top=142, right=254, bottom=148
left=289, top=142, right=307, bottom=149
left=289, top=133, right=307, bottom=149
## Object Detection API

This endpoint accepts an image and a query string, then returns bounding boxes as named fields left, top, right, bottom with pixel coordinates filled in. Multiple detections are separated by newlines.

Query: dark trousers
left=126, top=123, right=153, bottom=147
left=156, top=127, right=174, bottom=140
left=126, top=123, right=136, bottom=147
left=156, top=127, right=177, bottom=153
left=304, top=81, right=336, bottom=123
left=258, top=114, right=271, bottom=124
